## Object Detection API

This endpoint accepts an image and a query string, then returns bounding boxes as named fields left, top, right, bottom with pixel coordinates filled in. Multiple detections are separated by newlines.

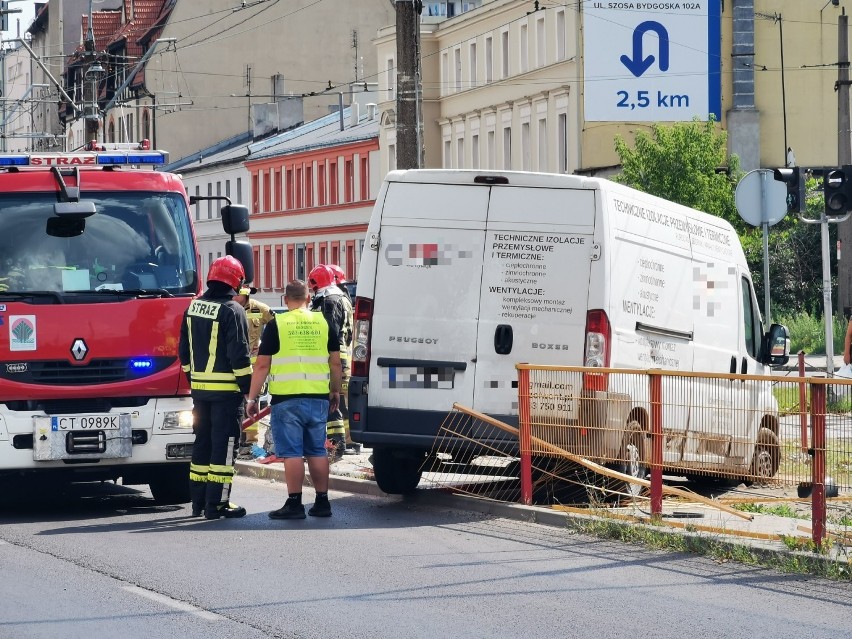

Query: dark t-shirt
left=258, top=310, right=339, bottom=404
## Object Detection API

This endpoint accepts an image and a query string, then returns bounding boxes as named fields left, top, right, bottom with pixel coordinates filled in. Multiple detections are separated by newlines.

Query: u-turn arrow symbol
left=620, top=21, right=670, bottom=78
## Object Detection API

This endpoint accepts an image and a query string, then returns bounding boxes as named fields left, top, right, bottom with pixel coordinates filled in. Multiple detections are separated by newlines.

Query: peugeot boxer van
left=348, top=170, right=790, bottom=494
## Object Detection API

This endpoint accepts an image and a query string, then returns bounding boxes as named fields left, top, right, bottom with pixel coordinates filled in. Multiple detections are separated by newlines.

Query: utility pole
left=394, top=0, right=423, bottom=169
left=837, top=9, right=852, bottom=321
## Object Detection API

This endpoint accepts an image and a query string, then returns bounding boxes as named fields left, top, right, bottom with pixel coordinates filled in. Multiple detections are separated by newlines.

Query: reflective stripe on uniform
left=208, top=463, right=235, bottom=484
left=190, top=463, right=209, bottom=482
left=191, top=381, right=240, bottom=391
left=192, top=371, right=237, bottom=381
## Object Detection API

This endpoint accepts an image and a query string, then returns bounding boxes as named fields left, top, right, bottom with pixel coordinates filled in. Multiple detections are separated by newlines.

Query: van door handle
left=494, top=324, right=513, bottom=355
left=729, top=356, right=737, bottom=374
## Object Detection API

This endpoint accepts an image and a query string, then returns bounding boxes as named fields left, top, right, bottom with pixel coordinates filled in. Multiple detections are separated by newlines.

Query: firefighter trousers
left=189, top=395, right=243, bottom=510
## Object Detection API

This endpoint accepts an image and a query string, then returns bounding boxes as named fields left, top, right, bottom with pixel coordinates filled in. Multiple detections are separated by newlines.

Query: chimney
left=350, top=102, right=360, bottom=128
left=366, top=103, right=378, bottom=121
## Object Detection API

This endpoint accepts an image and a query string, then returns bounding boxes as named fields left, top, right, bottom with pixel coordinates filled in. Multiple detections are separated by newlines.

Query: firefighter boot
left=190, top=480, right=206, bottom=517
left=203, top=481, right=246, bottom=519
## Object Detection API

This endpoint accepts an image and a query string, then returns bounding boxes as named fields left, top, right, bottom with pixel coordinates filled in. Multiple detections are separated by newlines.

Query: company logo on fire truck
left=70, top=338, right=88, bottom=361
left=5, top=363, right=26, bottom=374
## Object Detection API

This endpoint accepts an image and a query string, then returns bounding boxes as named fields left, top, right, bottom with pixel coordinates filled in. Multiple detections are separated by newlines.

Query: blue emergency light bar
left=129, top=358, right=154, bottom=371
left=0, top=151, right=167, bottom=167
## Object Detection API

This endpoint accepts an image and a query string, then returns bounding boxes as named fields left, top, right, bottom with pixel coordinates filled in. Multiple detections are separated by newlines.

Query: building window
left=332, top=241, right=340, bottom=266
left=485, top=36, right=493, bottom=83
left=296, top=167, right=304, bottom=208
left=537, top=119, right=547, bottom=171
left=236, top=177, right=242, bottom=204
left=142, top=110, right=150, bottom=140
left=295, top=244, right=305, bottom=280
left=320, top=242, right=328, bottom=264
left=329, top=161, right=338, bottom=204
left=503, top=127, right=512, bottom=170
left=346, top=239, right=356, bottom=279
left=471, top=134, right=479, bottom=170
left=536, top=17, right=545, bottom=67
left=276, top=246, right=283, bottom=289
left=194, top=185, right=200, bottom=220
left=216, top=181, right=222, bottom=216
left=388, top=144, right=396, bottom=171
left=274, top=169, right=282, bottom=210
left=387, top=58, right=395, bottom=100
left=360, top=156, right=369, bottom=200
left=454, top=47, right=462, bottom=92
left=262, top=246, right=270, bottom=289
left=306, top=165, right=313, bottom=208
left=457, top=137, right=464, bottom=169
left=469, top=42, right=477, bottom=87
left=556, top=10, right=566, bottom=61
left=250, top=175, right=258, bottom=214
left=287, top=244, right=295, bottom=281
left=344, top=159, right=354, bottom=202
left=441, top=51, right=449, bottom=96
left=520, top=24, right=528, bottom=73
left=521, top=122, right=530, bottom=171
left=318, top=163, right=326, bottom=206
left=208, top=183, right=213, bottom=219
left=253, top=247, right=260, bottom=287
left=444, top=139, right=451, bottom=168
left=226, top=180, right=231, bottom=199
left=501, top=30, right=509, bottom=79
left=558, top=112, right=568, bottom=173
left=286, top=168, right=294, bottom=209
left=487, top=130, right=495, bottom=169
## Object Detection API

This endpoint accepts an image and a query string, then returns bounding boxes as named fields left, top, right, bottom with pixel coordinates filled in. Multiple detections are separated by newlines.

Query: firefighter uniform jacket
left=311, top=285, right=353, bottom=351
left=179, top=287, right=253, bottom=399
left=244, top=298, right=275, bottom=359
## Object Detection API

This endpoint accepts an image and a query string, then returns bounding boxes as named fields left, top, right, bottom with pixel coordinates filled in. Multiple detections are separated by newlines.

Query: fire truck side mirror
left=226, top=240, right=254, bottom=284
left=221, top=204, right=250, bottom=235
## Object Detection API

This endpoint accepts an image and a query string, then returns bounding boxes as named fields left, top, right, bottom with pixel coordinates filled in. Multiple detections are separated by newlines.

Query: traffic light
left=772, top=167, right=805, bottom=213
left=823, top=166, right=852, bottom=216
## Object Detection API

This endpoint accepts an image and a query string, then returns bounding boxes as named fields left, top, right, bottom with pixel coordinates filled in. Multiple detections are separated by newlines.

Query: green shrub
left=775, top=311, right=846, bottom=356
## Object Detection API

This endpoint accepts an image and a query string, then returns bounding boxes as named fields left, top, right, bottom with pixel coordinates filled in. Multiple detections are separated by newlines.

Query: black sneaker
left=308, top=498, right=332, bottom=517
left=204, top=502, right=247, bottom=520
left=269, top=501, right=306, bottom=520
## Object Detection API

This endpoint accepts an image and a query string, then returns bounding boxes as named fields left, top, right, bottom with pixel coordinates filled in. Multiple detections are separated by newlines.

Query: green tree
left=614, top=116, right=745, bottom=232
left=614, top=118, right=828, bottom=318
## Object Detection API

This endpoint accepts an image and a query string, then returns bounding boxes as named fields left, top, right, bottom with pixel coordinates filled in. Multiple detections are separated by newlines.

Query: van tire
left=148, top=465, right=191, bottom=505
left=750, top=428, right=780, bottom=480
left=606, top=421, right=647, bottom=501
left=372, top=447, right=425, bottom=494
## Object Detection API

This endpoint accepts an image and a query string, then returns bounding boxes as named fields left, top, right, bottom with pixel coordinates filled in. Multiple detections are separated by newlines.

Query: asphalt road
left=0, top=476, right=850, bottom=639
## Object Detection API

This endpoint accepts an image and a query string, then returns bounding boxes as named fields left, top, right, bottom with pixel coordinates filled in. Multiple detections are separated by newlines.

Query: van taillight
left=583, top=309, right=611, bottom=391
left=352, top=297, right=373, bottom=377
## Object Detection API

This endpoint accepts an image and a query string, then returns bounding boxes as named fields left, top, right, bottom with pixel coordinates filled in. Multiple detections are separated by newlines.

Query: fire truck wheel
left=149, top=465, right=191, bottom=505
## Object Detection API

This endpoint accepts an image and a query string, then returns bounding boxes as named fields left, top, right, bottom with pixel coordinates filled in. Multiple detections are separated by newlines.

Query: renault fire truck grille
left=0, top=357, right=175, bottom=385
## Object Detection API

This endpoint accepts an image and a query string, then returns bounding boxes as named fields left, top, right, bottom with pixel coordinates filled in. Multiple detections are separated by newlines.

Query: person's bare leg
left=305, top=455, right=329, bottom=493
left=283, top=457, right=306, bottom=494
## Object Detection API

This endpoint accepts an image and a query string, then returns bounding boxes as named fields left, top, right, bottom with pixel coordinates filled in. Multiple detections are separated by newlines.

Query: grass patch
left=733, top=503, right=808, bottom=519
left=776, top=311, right=847, bottom=356
left=568, top=512, right=852, bottom=581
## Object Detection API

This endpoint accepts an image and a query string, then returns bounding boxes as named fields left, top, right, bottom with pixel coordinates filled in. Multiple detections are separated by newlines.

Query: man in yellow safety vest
left=246, top=279, right=342, bottom=519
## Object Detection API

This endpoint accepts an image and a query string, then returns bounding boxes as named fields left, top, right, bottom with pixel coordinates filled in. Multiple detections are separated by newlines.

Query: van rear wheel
left=605, top=421, right=647, bottom=502
left=372, top=447, right=425, bottom=494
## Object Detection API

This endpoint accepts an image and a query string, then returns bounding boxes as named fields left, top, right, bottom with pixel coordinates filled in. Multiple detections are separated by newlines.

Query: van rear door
left=368, top=182, right=489, bottom=418
left=475, top=186, right=596, bottom=419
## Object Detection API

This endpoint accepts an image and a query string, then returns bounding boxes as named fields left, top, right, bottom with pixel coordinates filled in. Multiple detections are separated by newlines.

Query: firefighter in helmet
left=309, top=264, right=354, bottom=460
left=179, top=255, right=252, bottom=519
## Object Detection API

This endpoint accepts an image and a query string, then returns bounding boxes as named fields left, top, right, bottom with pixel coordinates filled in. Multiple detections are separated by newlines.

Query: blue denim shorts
left=271, top=398, right=330, bottom=458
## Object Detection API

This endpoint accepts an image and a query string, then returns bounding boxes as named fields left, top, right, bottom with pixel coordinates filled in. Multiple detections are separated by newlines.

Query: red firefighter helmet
left=328, top=264, right=346, bottom=283
left=308, top=264, right=335, bottom=291
left=207, top=256, right=245, bottom=290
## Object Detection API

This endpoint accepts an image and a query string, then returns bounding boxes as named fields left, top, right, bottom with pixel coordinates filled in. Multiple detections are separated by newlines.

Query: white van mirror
left=761, top=323, right=790, bottom=367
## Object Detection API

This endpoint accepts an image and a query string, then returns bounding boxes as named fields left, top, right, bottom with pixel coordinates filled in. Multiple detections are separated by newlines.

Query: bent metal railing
left=515, top=364, right=852, bottom=548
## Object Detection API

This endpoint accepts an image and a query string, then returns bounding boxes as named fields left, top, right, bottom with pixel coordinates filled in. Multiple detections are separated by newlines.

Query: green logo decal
left=11, top=320, right=34, bottom=343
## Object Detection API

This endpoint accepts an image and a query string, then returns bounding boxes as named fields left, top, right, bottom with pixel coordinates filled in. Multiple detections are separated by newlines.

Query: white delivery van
left=349, top=170, right=790, bottom=494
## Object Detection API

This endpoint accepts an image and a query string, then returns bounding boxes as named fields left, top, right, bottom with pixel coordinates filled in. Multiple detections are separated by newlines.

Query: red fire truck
left=0, top=145, right=252, bottom=504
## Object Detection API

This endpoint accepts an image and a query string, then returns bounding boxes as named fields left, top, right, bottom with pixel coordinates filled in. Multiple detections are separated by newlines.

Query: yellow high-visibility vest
left=268, top=309, right=330, bottom=396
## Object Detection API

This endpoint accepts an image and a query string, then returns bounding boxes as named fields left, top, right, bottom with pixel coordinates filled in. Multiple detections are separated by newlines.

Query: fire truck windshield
left=0, top=192, right=197, bottom=297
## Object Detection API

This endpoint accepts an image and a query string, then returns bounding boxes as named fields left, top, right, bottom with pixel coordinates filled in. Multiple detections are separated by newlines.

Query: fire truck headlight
left=163, top=410, right=194, bottom=430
